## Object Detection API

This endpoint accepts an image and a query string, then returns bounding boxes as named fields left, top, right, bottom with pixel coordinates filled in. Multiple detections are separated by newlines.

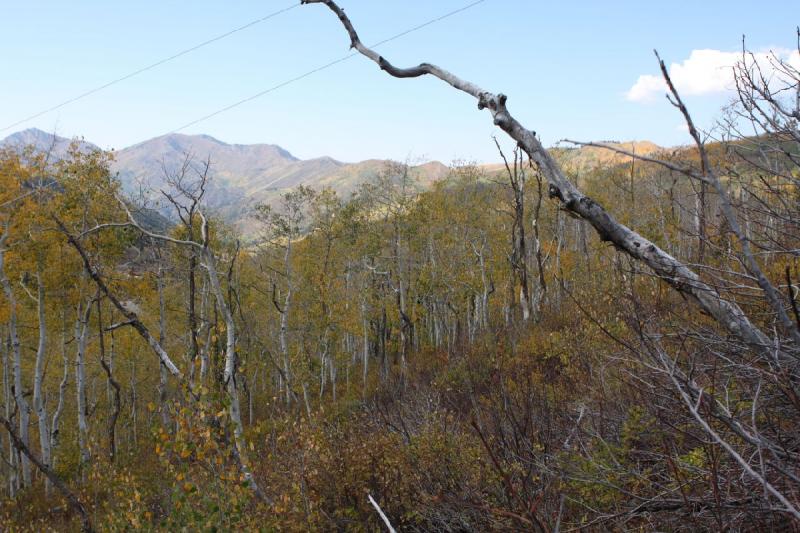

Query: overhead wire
left=0, top=2, right=302, bottom=133
left=170, top=0, right=488, bottom=133
left=1, top=1, right=488, bottom=137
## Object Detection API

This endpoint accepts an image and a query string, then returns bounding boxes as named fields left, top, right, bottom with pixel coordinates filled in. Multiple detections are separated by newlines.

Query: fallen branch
left=0, top=414, right=94, bottom=532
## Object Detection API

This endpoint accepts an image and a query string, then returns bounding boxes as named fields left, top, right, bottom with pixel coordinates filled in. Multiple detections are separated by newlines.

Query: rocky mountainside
left=111, top=132, right=449, bottom=232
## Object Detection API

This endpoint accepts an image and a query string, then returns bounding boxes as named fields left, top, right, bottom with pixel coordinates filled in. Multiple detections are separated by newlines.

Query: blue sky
left=1, top=1, right=797, bottom=163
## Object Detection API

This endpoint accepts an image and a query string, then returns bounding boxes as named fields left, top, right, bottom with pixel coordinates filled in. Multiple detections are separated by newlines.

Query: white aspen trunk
left=467, top=297, right=474, bottom=344
left=479, top=248, right=490, bottom=329
left=532, top=236, right=543, bottom=311
left=279, top=241, right=294, bottom=406
left=2, top=328, right=17, bottom=497
left=344, top=267, right=353, bottom=392
left=109, top=320, right=116, bottom=402
left=279, top=290, right=292, bottom=404
left=198, top=279, right=210, bottom=383
left=50, top=344, right=68, bottom=472
left=520, top=287, right=531, bottom=322
left=203, top=249, right=239, bottom=422
left=319, top=328, right=330, bottom=400
left=329, top=351, right=337, bottom=403
left=75, top=300, right=92, bottom=469
left=362, top=306, right=369, bottom=392
left=741, top=188, right=751, bottom=243
left=129, top=358, right=138, bottom=446
left=398, top=277, right=407, bottom=371
left=318, top=334, right=327, bottom=400
left=157, top=269, right=169, bottom=426
left=434, top=301, right=442, bottom=347
left=201, top=246, right=263, bottom=495
left=554, top=210, right=565, bottom=309
left=32, top=271, right=51, bottom=492
left=319, top=351, right=326, bottom=399
left=0, top=241, right=31, bottom=487
left=302, top=382, right=312, bottom=418
left=50, top=298, right=70, bottom=473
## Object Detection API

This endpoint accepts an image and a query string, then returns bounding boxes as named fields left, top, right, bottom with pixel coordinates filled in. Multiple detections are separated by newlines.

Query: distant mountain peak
left=2, top=128, right=570, bottom=236
left=1, top=127, right=98, bottom=156
left=124, top=133, right=300, bottom=163
left=4, top=127, right=65, bottom=144
left=195, top=133, right=225, bottom=144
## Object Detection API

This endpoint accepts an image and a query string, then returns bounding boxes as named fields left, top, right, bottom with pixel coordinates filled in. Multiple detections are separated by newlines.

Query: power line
left=171, top=0, right=487, bottom=133
left=0, top=2, right=301, bottom=133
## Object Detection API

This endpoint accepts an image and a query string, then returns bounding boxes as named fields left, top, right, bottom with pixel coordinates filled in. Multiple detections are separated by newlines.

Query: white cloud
left=627, top=73, right=668, bottom=102
left=626, top=48, right=800, bottom=103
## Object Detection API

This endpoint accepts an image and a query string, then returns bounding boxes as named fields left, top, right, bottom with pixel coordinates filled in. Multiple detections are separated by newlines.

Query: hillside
left=2, top=129, right=660, bottom=233
left=112, top=133, right=451, bottom=234
left=1, top=129, right=453, bottom=233
left=554, top=140, right=662, bottom=172
left=481, top=140, right=664, bottom=176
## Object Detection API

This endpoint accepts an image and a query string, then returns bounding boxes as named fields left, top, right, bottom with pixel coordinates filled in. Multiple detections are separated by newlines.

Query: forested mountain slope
left=3, top=129, right=660, bottom=236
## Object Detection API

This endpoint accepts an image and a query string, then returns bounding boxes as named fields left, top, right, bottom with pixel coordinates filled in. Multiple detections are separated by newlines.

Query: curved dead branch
left=301, top=0, right=772, bottom=352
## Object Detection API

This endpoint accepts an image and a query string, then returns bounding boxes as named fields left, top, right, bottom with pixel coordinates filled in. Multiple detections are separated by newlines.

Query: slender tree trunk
left=2, top=328, right=17, bottom=497
left=199, top=280, right=210, bottom=382
left=0, top=239, right=31, bottom=487
left=50, top=317, right=69, bottom=472
left=129, top=358, right=138, bottom=446
left=202, top=246, right=263, bottom=496
left=188, top=251, right=199, bottom=384
left=96, top=300, right=120, bottom=462
left=362, top=304, right=369, bottom=393
left=75, top=299, right=92, bottom=470
left=695, top=180, right=707, bottom=262
left=157, top=267, right=169, bottom=426
left=279, top=242, right=294, bottom=405
left=302, top=383, right=312, bottom=418
left=531, top=172, right=547, bottom=318
left=32, top=270, right=51, bottom=491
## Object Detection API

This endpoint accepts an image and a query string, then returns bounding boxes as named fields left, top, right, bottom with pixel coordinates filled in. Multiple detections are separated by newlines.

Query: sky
left=1, top=1, right=797, bottom=163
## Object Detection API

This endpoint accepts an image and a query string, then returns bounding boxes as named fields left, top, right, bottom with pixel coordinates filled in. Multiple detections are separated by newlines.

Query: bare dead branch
left=303, top=0, right=773, bottom=353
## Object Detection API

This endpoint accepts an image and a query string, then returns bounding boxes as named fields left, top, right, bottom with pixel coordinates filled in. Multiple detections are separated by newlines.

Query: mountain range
left=1, top=128, right=663, bottom=233
left=2, top=128, right=452, bottom=231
